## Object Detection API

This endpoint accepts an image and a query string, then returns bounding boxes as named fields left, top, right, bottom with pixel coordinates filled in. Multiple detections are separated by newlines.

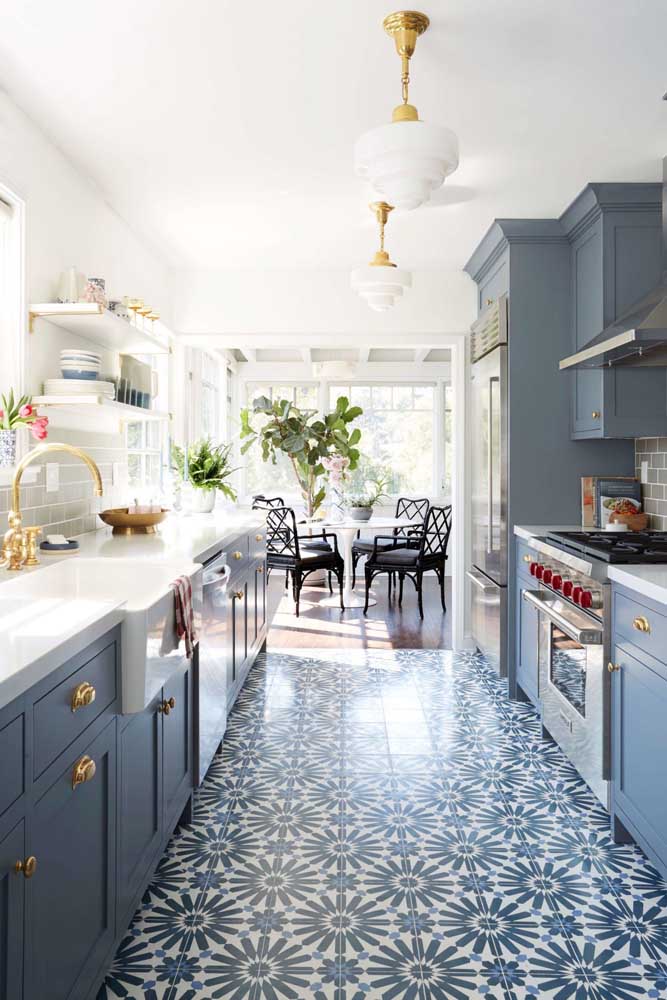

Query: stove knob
left=542, top=567, right=553, bottom=584
left=535, top=564, right=545, bottom=580
left=588, top=590, right=603, bottom=610
left=579, top=590, right=593, bottom=609
left=551, top=574, right=563, bottom=590
left=572, top=585, right=583, bottom=604
left=529, top=561, right=539, bottom=577
left=562, top=580, right=574, bottom=598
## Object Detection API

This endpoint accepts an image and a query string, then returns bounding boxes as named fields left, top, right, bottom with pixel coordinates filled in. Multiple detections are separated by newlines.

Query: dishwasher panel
left=195, top=552, right=230, bottom=785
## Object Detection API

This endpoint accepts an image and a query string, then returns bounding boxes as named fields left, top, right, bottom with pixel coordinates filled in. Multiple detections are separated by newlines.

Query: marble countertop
left=513, top=525, right=585, bottom=541
left=607, top=565, right=667, bottom=605
left=0, top=509, right=263, bottom=710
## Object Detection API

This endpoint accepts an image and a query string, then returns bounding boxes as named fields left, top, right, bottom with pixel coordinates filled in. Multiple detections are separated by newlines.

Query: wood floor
left=266, top=572, right=452, bottom=649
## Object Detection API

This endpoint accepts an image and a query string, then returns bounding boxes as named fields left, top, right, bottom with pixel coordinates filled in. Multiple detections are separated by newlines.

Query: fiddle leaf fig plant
left=240, top=395, right=363, bottom=518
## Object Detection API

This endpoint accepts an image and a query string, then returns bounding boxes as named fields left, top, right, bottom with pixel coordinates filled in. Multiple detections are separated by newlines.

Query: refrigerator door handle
left=466, top=568, right=498, bottom=593
left=487, top=376, right=499, bottom=553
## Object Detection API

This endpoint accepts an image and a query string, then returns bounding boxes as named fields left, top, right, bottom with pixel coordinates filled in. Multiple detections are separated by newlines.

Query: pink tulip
left=29, top=416, right=48, bottom=440
left=0, top=409, right=3, bottom=419
left=19, top=404, right=33, bottom=418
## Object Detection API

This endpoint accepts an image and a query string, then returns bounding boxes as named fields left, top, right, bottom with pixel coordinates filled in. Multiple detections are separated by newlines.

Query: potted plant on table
left=172, top=438, right=238, bottom=514
left=240, top=395, right=363, bottom=519
left=0, top=390, right=49, bottom=467
left=345, top=473, right=390, bottom=521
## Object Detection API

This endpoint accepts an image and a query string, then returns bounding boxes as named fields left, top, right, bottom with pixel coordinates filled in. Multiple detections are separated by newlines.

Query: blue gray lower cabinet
left=611, top=584, right=667, bottom=879
left=0, top=625, right=198, bottom=1000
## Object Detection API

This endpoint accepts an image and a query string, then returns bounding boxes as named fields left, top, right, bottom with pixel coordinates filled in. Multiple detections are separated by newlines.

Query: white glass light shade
left=354, top=120, right=459, bottom=210
left=351, top=265, right=412, bottom=312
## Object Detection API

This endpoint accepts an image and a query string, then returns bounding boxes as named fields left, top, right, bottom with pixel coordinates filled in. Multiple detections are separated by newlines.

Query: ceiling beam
left=300, top=347, right=312, bottom=364
left=180, top=330, right=467, bottom=349
left=414, top=348, right=431, bottom=363
left=241, top=348, right=257, bottom=363
left=358, top=347, right=370, bottom=364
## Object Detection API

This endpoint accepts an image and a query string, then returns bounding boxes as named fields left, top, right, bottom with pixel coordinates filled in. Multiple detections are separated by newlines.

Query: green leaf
left=343, top=406, right=363, bottom=422
left=349, top=428, right=361, bottom=445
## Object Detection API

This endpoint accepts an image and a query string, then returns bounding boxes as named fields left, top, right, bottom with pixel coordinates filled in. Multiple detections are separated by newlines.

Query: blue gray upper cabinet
left=560, top=183, right=665, bottom=439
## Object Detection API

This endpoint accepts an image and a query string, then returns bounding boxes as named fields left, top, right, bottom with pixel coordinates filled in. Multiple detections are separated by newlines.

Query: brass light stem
left=369, top=202, right=397, bottom=268
left=382, top=10, right=430, bottom=122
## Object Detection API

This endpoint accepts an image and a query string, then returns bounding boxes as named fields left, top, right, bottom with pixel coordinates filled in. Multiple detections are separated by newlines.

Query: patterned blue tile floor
left=99, top=649, right=667, bottom=999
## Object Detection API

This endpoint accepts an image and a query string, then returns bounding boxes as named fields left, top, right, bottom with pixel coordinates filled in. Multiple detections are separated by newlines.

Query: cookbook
left=581, top=476, right=642, bottom=528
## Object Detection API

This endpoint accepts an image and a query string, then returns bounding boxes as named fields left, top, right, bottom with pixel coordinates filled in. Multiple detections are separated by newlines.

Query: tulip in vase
left=0, top=391, right=49, bottom=467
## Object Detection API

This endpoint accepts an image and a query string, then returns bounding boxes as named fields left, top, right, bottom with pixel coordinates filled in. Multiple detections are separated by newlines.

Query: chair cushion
left=302, top=540, right=333, bottom=552
left=371, top=548, right=419, bottom=567
left=352, top=539, right=395, bottom=555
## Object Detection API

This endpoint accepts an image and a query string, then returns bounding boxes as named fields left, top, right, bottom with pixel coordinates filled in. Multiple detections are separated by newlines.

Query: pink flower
left=29, top=416, right=48, bottom=440
left=0, top=409, right=3, bottom=420
left=19, top=404, right=33, bottom=418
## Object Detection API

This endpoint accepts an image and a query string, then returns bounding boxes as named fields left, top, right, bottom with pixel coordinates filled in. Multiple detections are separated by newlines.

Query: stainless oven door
left=467, top=568, right=507, bottom=677
left=523, top=590, right=609, bottom=808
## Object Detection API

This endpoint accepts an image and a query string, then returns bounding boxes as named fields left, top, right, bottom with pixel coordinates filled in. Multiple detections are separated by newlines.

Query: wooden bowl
left=608, top=510, right=649, bottom=532
left=98, top=507, right=169, bottom=535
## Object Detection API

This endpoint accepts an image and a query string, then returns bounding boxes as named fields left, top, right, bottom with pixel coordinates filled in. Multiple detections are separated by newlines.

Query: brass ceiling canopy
left=382, top=10, right=430, bottom=122
left=369, top=201, right=397, bottom=267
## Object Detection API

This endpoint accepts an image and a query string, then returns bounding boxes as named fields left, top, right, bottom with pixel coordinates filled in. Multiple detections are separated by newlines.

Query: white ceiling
left=0, top=0, right=665, bottom=273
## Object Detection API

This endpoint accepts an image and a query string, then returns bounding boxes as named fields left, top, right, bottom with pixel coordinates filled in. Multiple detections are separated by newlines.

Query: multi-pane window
left=125, top=353, right=169, bottom=491
left=328, top=383, right=436, bottom=496
left=443, top=383, right=453, bottom=497
left=199, top=352, right=221, bottom=440
left=243, top=382, right=318, bottom=499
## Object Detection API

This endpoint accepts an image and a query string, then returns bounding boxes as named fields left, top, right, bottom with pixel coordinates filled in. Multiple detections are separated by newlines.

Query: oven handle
left=522, top=589, right=603, bottom=645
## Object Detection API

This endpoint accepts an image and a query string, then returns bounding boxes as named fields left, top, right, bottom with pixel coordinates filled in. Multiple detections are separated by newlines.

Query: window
left=443, top=383, right=453, bottom=497
left=0, top=187, right=24, bottom=398
left=243, top=382, right=318, bottom=499
left=199, top=352, right=221, bottom=440
left=329, top=383, right=436, bottom=496
left=125, top=353, right=169, bottom=492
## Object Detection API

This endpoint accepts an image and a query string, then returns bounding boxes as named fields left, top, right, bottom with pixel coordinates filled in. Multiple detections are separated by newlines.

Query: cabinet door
left=0, top=820, right=25, bottom=1000
left=516, top=579, right=539, bottom=706
left=162, top=666, right=193, bottom=834
left=571, top=221, right=604, bottom=437
left=612, top=642, right=667, bottom=866
left=232, top=585, right=247, bottom=682
left=117, top=696, right=162, bottom=925
left=26, top=722, right=116, bottom=1000
left=255, top=563, right=266, bottom=642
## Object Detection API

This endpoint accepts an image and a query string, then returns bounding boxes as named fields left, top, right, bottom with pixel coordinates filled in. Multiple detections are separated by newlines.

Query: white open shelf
left=29, top=303, right=171, bottom=355
left=33, top=394, right=170, bottom=433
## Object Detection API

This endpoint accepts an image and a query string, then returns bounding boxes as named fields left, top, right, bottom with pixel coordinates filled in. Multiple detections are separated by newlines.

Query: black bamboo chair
left=252, top=495, right=334, bottom=591
left=351, top=496, right=430, bottom=592
left=363, top=504, right=452, bottom=619
left=266, top=506, right=344, bottom=617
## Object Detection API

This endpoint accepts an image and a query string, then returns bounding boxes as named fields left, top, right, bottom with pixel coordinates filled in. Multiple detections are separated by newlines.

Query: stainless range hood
left=560, top=157, right=667, bottom=371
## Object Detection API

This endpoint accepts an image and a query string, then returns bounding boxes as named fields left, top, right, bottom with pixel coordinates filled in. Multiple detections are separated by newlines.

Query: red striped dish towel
left=171, top=575, right=198, bottom=658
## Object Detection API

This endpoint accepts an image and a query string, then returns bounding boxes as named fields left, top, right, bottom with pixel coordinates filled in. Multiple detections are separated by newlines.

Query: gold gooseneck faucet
left=2, top=443, right=104, bottom=571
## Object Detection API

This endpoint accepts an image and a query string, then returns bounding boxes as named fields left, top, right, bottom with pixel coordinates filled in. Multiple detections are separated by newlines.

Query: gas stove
left=547, top=530, right=667, bottom=564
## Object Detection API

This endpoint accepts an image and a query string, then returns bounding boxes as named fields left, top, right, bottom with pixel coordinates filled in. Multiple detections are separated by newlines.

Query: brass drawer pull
left=71, top=681, right=96, bottom=713
left=257, top=566, right=264, bottom=574
left=522, top=554, right=532, bottom=563
left=255, top=533, right=263, bottom=542
left=232, top=551, right=243, bottom=560
left=159, top=696, right=176, bottom=716
left=632, top=615, right=651, bottom=634
left=15, top=856, right=37, bottom=879
left=607, top=662, right=621, bottom=673
left=592, top=410, right=600, bottom=419
left=234, top=589, right=244, bottom=600
left=72, top=755, right=96, bottom=790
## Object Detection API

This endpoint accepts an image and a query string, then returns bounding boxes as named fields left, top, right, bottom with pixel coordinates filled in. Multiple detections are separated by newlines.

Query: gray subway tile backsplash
left=636, top=438, right=667, bottom=528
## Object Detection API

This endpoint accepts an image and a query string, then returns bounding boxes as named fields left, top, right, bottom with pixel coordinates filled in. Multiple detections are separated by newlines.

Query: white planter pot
left=190, top=488, right=216, bottom=513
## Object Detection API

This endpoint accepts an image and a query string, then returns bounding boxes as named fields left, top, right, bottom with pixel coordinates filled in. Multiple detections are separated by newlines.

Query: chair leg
left=398, top=573, right=404, bottom=608
left=388, top=571, right=392, bottom=600
left=285, top=570, right=290, bottom=591
left=417, top=571, right=424, bottom=620
left=352, top=553, right=358, bottom=590
left=439, top=564, right=447, bottom=612
left=294, top=571, right=301, bottom=618
left=337, top=566, right=345, bottom=611
left=328, top=571, right=333, bottom=594
left=363, top=567, right=372, bottom=615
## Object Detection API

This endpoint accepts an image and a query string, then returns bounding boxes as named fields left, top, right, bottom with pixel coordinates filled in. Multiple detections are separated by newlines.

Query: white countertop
left=607, top=565, right=667, bottom=605
left=0, top=509, right=263, bottom=710
left=514, top=524, right=592, bottom=541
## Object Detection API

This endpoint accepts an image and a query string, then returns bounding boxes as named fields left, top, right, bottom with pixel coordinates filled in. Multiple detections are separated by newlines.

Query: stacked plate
left=61, top=349, right=101, bottom=380
left=45, top=378, right=115, bottom=398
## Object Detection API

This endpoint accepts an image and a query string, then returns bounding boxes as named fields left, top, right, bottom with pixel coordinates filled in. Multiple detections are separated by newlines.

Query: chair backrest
left=265, top=505, right=300, bottom=558
left=395, top=496, right=430, bottom=526
left=419, top=504, right=452, bottom=558
left=252, top=494, right=285, bottom=510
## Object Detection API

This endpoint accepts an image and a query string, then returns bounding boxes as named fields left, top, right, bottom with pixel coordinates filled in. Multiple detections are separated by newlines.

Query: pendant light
left=354, top=11, right=459, bottom=210
left=351, top=201, right=411, bottom=311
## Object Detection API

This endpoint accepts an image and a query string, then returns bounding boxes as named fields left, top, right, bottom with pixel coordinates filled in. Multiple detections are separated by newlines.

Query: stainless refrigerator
left=467, top=295, right=508, bottom=676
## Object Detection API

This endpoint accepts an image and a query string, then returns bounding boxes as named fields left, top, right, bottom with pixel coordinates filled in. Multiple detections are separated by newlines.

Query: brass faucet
left=1, top=443, right=104, bottom=571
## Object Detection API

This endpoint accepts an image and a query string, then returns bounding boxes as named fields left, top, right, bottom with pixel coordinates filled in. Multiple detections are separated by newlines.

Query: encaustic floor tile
left=99, top=649, right=667, bottom=999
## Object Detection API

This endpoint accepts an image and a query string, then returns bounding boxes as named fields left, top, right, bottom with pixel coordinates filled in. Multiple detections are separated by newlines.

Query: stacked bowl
left=60, top=349, right=101, bottom=380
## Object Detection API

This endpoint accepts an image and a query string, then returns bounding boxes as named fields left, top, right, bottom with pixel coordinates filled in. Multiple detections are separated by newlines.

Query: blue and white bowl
left=61, top=368, right=99, bottom=380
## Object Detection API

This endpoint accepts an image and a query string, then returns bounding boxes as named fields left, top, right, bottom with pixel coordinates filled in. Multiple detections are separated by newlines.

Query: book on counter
left=581, top=476, right=643, bottom=528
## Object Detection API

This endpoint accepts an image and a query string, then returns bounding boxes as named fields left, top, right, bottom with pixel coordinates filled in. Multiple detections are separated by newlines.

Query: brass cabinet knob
left=71, top=681, right=96, bottom=713
left=607, top=662, right=621, bottom=673
left=159, top=696, right=176, bottom=716
left=234, top=589, right=244, bottom=600
left=232, top=551, right=243, bottom=560
left=523, top=554, right=532, bottom=563
left=15, top=856, right=37, bottom=879
left=255, top=533, right=263, bottom=542
left=592, top=411, right=600, bottom=419
left=72, top=755, right=96, bottom=790
left=632, top=615, right=651, bottom=633
left=256, top=565, right=264, bottom=575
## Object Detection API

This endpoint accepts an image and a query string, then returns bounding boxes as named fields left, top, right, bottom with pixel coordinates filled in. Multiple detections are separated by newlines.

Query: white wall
left=173, top=268, right=475, bottom=339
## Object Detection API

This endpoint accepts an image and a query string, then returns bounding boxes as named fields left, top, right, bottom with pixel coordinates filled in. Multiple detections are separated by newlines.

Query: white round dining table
left=310, top=516, right=416, bottom=609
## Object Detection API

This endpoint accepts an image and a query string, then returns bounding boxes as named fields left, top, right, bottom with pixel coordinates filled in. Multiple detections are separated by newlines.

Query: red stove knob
left=572, top=585, right=583, bottom=605
left=579, top=590, right=593, bottom=609
left=562, top=580, right=574, bottom=598
left=535, top=564, right=545, bottom=580
left=551, top=574, right=563, bottom=590
left=542, top=567, right=553, bottom=584
left=529, top=562, right=539, bottom=577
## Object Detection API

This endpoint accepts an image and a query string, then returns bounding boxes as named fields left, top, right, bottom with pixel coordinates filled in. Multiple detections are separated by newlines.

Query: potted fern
left=172, top=438, right=238, bottom=513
